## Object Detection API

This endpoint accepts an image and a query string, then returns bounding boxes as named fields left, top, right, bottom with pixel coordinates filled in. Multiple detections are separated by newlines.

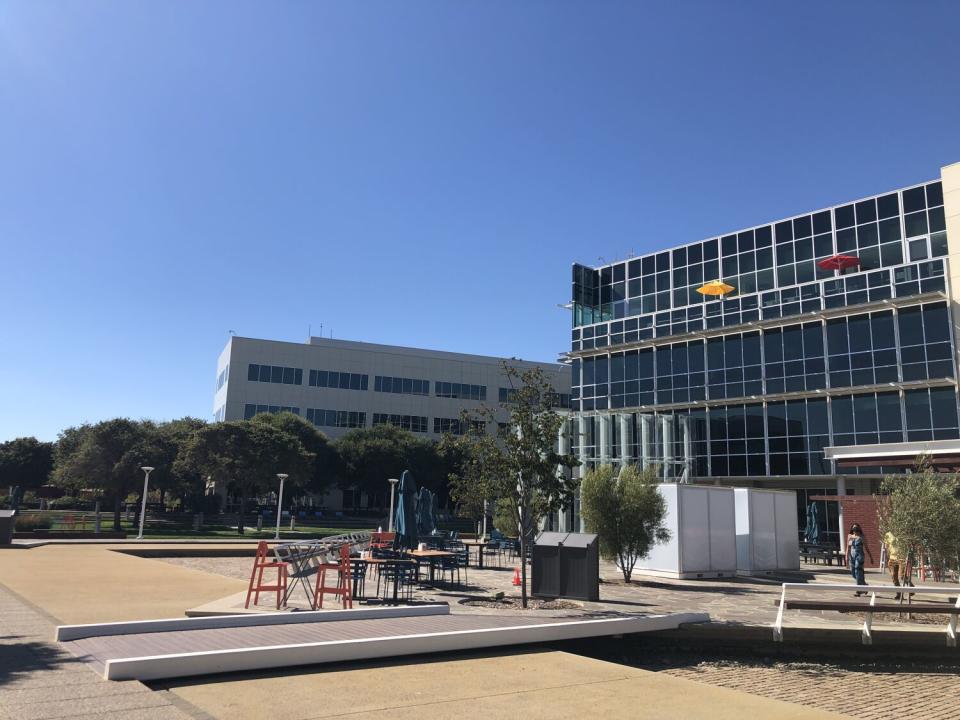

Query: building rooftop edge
left=226, top=335, right=567, bottom=371
left=576, top=170, right=944, bottom=273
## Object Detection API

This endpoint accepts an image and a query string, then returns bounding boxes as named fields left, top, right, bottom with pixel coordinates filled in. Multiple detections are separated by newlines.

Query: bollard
left=257, top=515, right=263, bottom=532
left=94, top=501, right=101, bottom=534
left=290, top=516, right=296, bottom=531
left=193, top=514, right=202, bottom=531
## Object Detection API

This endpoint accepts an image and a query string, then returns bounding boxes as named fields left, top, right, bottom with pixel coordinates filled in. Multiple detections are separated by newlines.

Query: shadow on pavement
left=0, top=635, right=82, bottom=687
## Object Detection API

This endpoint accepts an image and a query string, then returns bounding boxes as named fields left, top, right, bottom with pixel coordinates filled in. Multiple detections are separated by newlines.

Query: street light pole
left=137, top=467, right=154, bottom=540
left=387, top=478, right=399, bottom=532
left=275, top=474, right=288, bottom=541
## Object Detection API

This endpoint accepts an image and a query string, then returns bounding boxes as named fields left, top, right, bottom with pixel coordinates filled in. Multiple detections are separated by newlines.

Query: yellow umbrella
left=697, top=280, right=735, bottom=296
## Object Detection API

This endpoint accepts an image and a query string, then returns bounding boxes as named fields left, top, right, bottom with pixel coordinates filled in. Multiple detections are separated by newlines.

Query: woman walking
left=847, top=523, right=874, bottom=596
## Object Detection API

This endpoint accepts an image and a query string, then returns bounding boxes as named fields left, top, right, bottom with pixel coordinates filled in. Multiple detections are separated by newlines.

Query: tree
left=447, top=363, right=578, bottom=607
left=136, top=418, right=208, bottom=511
left=0, top=437, right=54, bottom=493
left=52, top=419, right=151, bottom=531
left=334, top=424, right=439, bottom=507
left=178, top=420, right=312, bottom=534
left=879, top=464, right=960, bottom=577
left=580, top=464, right=670, bottom=582
left=250, top=412, right=337, bottom=499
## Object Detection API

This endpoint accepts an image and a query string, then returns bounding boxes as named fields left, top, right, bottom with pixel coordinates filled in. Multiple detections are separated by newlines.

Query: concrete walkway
left=156, top=647, right=852, bottom=720
left=0, top=543, right=854, bottom=720
left=0, top=582, right=194, bottom=720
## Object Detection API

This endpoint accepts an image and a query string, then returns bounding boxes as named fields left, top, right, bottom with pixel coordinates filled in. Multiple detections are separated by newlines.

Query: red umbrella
left=817, top=254, right=860, bottom=271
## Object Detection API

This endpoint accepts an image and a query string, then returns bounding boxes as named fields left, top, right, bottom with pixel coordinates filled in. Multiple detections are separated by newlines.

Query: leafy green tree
left=581, top=464, right=670, bottom=582
left=879, top=465, right=960, bottom=577
left=52, top=419, right=151, bottom=531
left=178, top=419, right=312, bottom=534
left=447, top=363, right=578, bottom=607
left=334, top=424, right=435, bottom=506
left=250, top=412, right=336, bottom=498
left=0, top=437, right=54, bottom=493
left=135, top=418, right=208, bottom=511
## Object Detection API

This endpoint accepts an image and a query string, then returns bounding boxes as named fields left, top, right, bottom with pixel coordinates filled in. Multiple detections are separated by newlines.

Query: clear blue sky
left=2, top=1, right=959, bottom=442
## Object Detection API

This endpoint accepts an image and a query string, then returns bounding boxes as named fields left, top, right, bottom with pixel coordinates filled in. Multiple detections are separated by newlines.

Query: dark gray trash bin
left=531, top=531, right=599, bottom=601
left=0, top=510, right=16, bottom=545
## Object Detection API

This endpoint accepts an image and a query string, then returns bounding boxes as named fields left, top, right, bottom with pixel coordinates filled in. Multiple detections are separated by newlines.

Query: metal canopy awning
left=824, top=439, right=960, bottom=469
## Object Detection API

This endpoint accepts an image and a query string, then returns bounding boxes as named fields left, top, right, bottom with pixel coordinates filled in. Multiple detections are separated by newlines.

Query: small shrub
left=48, top=496, right=82, bottom=510
left=15, top=513, right=54, bottom=532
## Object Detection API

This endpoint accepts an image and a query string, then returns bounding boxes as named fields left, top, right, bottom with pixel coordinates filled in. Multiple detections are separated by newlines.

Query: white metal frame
left=773, top=582, right=960, bottom=646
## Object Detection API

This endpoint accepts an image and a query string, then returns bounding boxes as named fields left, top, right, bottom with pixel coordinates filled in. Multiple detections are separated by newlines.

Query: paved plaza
left=1, top=542, right=958, bottom=719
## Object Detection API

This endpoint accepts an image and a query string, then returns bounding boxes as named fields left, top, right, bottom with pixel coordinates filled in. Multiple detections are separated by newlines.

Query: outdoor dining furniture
left=372, top=558, right=417, bottom=603
left=273, top=541, right=329, bottom=606
left=245, top=541, right=288, bottom=610
left=349, top=558, right=367, bottom=599
left=406, top=549, right=454, bottom=585
left=313, top=545, right=353, bottom=609
left=460, top=539, right=492, bottom=568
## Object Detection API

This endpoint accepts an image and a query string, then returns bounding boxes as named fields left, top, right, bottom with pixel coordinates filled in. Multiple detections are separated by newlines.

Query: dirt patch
left=460, top=597, right=581, bottom=610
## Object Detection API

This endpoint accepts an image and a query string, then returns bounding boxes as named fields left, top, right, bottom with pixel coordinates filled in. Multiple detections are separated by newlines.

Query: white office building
left=213, top=335, right=571, bottom=510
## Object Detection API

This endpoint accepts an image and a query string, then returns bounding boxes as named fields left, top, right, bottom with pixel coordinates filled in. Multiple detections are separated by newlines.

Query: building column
left=575, top=416, right=588, bottom=533
left=680, top=415, right=692, bottom=483
left=618, top=413, right=633, bottom=469
left=598, top=415, right=611, bottom=466
left=557, top=419, right=571, bottom=533
left=939, top=163, right=960, bottom=374
left=640, top=414, right=653, bottom=470
left=661, top=415, right=673, bottom=480
left=836, top=476, right=846, bottom=544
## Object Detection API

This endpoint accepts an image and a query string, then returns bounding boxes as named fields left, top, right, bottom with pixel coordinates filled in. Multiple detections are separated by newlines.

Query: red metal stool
left=313, top=545, right=353, bottom=609
left=245, top=541, right=288, bottom=609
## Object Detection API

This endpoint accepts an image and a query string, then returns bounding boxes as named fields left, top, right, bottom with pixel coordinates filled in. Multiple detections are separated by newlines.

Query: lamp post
left=137, top=467, right=154, bottom=540
left=274, top=474, right=288, bottom=541
left=387, top=478, right=399, bottom=532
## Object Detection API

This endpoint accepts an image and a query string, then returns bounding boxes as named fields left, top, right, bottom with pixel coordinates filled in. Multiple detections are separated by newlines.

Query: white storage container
left=734, top=488, right=800, bottom=575
left=633, top=484, right=737, bottom=579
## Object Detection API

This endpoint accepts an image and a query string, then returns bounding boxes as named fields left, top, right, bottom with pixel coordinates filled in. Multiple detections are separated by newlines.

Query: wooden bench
left=773, top=583, right=960, bottom=646
left=782, top=599, right=959, bottom=614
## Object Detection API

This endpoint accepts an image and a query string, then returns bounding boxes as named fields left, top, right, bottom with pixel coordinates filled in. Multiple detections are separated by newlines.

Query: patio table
left=460, top=539, right=491, bottom=569
left=406, top=549, right=453, bottom=584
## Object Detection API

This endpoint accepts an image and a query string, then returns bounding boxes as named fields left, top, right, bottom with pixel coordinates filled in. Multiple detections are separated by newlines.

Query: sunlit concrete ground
left=0, top=542, right=858, bottom=720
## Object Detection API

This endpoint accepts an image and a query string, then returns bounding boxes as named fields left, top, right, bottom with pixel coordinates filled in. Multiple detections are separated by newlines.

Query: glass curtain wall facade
left=568, top=175, right=957, bottom=498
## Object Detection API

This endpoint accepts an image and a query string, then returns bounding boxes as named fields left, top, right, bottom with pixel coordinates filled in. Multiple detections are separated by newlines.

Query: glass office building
left=563, top=162, right=960, bottom=543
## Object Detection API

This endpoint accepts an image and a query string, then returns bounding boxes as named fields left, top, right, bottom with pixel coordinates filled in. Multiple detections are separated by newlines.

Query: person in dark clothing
left=847, top=523, right=874, bottom=596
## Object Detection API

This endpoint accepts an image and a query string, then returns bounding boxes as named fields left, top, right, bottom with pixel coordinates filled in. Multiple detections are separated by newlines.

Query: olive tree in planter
left=580, top=464, right=670, bottom=583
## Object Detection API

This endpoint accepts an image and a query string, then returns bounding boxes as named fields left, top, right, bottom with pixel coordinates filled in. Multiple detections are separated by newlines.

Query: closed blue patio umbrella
left=416, top=487, right=436, bottom=538
left=393, top=470, right=419, bottom=550
left=808, top=502, right=821, bottom=545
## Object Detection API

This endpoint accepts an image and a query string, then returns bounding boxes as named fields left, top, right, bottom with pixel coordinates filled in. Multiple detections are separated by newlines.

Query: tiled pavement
left=0, top=583, right=201, bottom=720
left=658, top=660, right=960, bottom=720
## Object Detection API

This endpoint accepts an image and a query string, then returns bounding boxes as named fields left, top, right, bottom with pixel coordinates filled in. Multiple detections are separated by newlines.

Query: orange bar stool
left=313, top=545, right=353, bottom=610
left=245, top=541, right=288, bottom=609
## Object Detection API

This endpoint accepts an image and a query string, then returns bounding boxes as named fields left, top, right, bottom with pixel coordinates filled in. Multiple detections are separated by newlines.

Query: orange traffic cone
left=512, top=567, right=521, bottom=586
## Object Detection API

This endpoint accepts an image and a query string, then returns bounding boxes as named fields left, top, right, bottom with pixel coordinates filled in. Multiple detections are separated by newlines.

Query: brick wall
left=837, top=496, right=882, bottom=569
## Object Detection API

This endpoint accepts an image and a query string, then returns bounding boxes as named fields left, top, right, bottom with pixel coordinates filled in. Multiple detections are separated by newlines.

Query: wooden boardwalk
left=59, top=608, right=709, bottom=681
